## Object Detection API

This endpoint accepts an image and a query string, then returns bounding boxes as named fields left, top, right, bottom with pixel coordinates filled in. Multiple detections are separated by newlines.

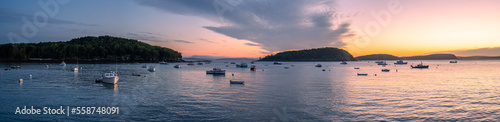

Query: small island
left=0, top=36, right=182, bottom=63
left=260, top=47, right=356, bottom=61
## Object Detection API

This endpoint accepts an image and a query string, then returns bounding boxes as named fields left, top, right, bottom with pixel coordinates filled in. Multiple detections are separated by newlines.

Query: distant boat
left=230, top=62, right=236, bottom=64
left=450, top=60, right=457, bottom=63
left=375, top=61, right=384, bottom=64
left=236, top=63, right=248, bottom=68
left=206, top=68, right=225, bottom=74
left=381, top=69, right=390, bottom=72
left=159, top=61, right=168, bottom=65
left=101, top=71, right=119, bottom=84
left=174, top=64, right=181, bottom=68
left=10, top=66, right=21, bottom=69
left=357, top=73, right=368, bottom=76
left=284, top=67, right=289, bottom=69
left=73, top=65, right=79, bottom=72
left=273, top=62, right=282, bottom=65
left=251, top=61, right=255, bottom=64
left=354, top=67, right=360, bottom=69
left=187, top=62, right=195, bottom=65
left=230, top=80, right=244, bottom=84
left=394, top=60, right=408, bottom=65
left=142, top=64, right=147, bottom=68
left=315, top=64, right=322, bottom=67
left=148, top=66, right=156, bottom=72
left=411, top=62, right=429, bottom=68
left=250, top=65, right=256, bottom=71
left=60, top=61, right=66, bottom=66
left=197, top=62, right=204, bottom=65
left=340, top=61, right=347, bottom=64
left=377, top=61, right=388, bottom=65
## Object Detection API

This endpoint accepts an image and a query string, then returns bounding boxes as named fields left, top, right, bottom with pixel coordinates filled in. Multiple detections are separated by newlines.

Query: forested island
left=0, top=36, right=182, bottom=63
left=260, top=47, right=356, bottom=61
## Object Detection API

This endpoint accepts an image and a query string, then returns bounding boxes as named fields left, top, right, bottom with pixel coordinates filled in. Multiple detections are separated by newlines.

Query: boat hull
left=230, top=80, right=244, bottom=84
left=206, top=71, right=225, bottom=74
left=102, top=77, right=119, bottom=84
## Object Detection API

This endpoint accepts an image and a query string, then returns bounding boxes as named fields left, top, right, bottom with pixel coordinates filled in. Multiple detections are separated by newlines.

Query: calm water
left=1, top=60, right=500, bottom=121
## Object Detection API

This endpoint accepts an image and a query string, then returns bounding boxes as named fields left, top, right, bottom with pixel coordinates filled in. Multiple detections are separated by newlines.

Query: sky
left=1, top=0, right=500, bottom=57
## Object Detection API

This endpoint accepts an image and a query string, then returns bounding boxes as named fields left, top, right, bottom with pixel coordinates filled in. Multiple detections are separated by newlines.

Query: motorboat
left=230, top=62, right=236, bottom=64
left=381, top=69, right=390, bottom=72
left=394, top=60, right=408, bottom=65
left=142, top=64, right=147, bottom=68
left=354, top=67, right=360, bottom=69
left=174, top=64, right=181, bottom=68
left=250, top=65, right=256, bottom=71
left=411, top=62, right=429, bottom=68
left=148, top=66, right=156, bottom=72
left=187, top=62, right=195, bottom=65
left=450, top=60, right=457, bottom=63
left=206, top=68, right=226, bottom=74
left=60, top=61, right=66, bottom=66
left=377, top=62, right=388, bottom=65
left=159, top=61, right=168, bottom=65
left=273, top=62, right=282, bottom=65
left=101, top=71, right=119, bottom=84
left=340, top=61, right=347, bottom=64
left=197, top=62, right=204, bottom=65
left=236, top=63, right=248, bottom=68
left=73, top=65, right=79, bottom=72
left=315, top=64, right=322, bottom=67
left=10, top=66, right=21, bottom=69
left=375, top=61, right=384, bottom=64
left=230, top=80, right=244, bottom=84
left=357, top=73, right=368, bottom=76
left=284, top=67, right=289, bottom=69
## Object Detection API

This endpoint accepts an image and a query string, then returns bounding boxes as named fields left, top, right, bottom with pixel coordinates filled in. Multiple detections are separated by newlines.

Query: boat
left=377, top=62, right=388, bottom=65
left=354, top=67, right=360, bottom=69
left=381, top=69, right=390, bottom=72
left=394, top=60, right=408, bottom=65
left=357, top=73, right=368, bottom=76
left=236, top=63, right=248, bottom=68
left=10, top=66, right=21, bottom=69
left=148, top=66, right=156, bottom=72
left=197, top=62, right=204, bottom=65
left=411, top=62, right=429, bottom=68
left=315, top=64, right=322, bottom=67
left=60, top=61, right=66, bottom=66
left=450, top=60, right=457, bottom=63
left=250, top=65, right=256, bottom=71
left=230, top=62, right=236, bottom=64
left=284, top=67, right=289, bottom=69
left=251, top=62, right=255, bottom=64
left=375, top=61, right=384, bottom=64
left=187, top=62, right=195, bottom=65
left=230, top=80, right=244, bottom=84
left=340, top=61, right=347, bottom=64
left=73, top=65, right=79, bottom=72
left=159, top=61, right=168, bottom=65
left=4, top=68, right=10, bottom=70
left=206, top=68, right=226, bottom=74
left=142, top=64, right=147, bottom=68
left=174, top=64, right=181, bottom=68
left=101, top=71, right=119, bottom=84
left=273, top=62, right=282, bottom=65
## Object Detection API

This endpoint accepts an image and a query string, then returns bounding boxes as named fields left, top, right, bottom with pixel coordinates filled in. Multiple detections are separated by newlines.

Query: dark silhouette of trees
left=260, top=47, right=356, bottom=61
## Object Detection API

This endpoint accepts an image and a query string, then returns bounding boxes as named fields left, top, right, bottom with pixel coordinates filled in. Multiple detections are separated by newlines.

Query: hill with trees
left=260, top=47, right=356, bottom=61
left=0, top=35, right=182, bottom=62
left=355, top=54, right=401, bottom=60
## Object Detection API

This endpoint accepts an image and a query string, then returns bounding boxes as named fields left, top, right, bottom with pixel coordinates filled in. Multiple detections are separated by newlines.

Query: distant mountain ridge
left=356, top=54, right=458, bottom=60
left=260, top=47, right=356, bottom=61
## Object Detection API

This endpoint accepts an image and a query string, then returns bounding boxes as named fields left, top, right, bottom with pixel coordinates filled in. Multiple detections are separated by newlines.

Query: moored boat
left=230, top=80, right=244, bottom=84
left=101, top=71, right=119, bottom=84
left=315, top=64, right=322, bottom=67
left=381, top=69, right=390, bottom=72
left=206, top=68, right=226, bottom=74
left=273, top=62, right=282, bottom=65
left=411, top=62, right=429, bottom=68
left=236, top=63, right=248, bottom=68
left=357, top=73, right=368, bottom=76
left=174, top=64, right=181, bottom=68
left=148, top=66, right=156, bottom=72
left=450, top=60, right=457, bottom=63
left=60, top=61, right=66, bottom=66
left=394, top=60, right=408, bottom=65
left=340, top=61, right=347, bottom=64
left=250, top=65, right=256, bottom=71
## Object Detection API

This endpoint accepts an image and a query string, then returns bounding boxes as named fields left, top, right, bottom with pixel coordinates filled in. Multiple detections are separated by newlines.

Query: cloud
left=439, top=47, right=500, bottom=56
left=0, top=8, right=98, bottom=26
left=245, top=43, right=261, bottom=46
left=199, top=38, right=218, bottom=44
left=136, top=0, right=351, bottom=53
left=174, top=40, right=192, bottom=44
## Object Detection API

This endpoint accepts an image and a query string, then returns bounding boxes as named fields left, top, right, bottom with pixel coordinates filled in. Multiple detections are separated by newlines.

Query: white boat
left=450, top=60, right=457, bottom=63
left=236, top=63, right=248, bottom=68
left=142, top=64, right=147, bottom=68
left=381, top=69, right=390, bottom=72
left=411, top=62, right=429, bottom=68
left=315, top=64, right=322, bottom=67
left=341, top=61, right=347, bottom=64
left=148, top=66, right=156, bottom=72
left=230, top=80, right=244, bottom=84
left=101, top=71, right=119, bottom=84
left=159, top=61, right=168, bottom=65
left=60, top=61, right=66, bottom=66
left=73, top=65, right=79, bottom=72
left=394, top=60, right=408, bottom=65
left=174, top=64, right=181, bottom=68
left=206, top=68, right=226, bottom=74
